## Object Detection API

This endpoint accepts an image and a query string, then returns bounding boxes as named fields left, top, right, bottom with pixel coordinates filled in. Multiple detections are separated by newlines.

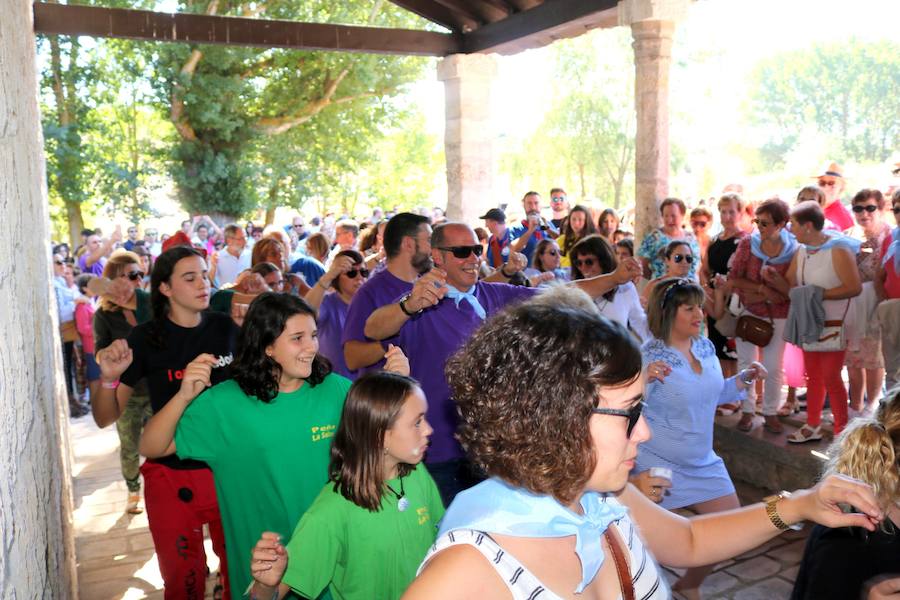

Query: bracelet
left=500, top=265, right=514, bottom=278
left=764, top=491, right=803, bottom=531
left=101, top=379, right=119, bottom=389
left=316, top=279, right=330, bottom=290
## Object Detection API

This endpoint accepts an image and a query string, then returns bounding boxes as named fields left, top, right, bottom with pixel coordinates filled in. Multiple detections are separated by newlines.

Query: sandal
left=763, top=415, right=784, bottom=434
left=777, top=401, right=798, bottom=416
left=736, top=413, right=754, bottom=432
left=126, top=492, right=144, bottom=515
left=787, top=425, right=822, bottom=444
left=716, top=403, right=739, bottom=416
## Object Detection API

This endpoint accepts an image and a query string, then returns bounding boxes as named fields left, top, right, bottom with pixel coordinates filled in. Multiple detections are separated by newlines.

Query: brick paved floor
left=71, top=414, right=220, bottom=599
left=71, top=414, right=809, bottom=599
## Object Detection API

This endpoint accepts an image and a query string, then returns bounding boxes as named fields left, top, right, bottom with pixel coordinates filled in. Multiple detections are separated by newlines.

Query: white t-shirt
left=595, top=282, right=651, bottom=342
left=215, top=249, right=251, bottom=287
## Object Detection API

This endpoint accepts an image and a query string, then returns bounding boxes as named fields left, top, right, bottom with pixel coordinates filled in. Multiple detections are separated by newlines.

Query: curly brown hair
left=445, top=302, right=642, bottom=505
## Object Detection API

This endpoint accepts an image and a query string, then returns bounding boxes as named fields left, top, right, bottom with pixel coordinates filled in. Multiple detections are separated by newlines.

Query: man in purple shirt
left=78, top=229, right=121, bottom=276
left=340, top=212, right=433, bottom=377
left=365, top=222, right=643, bottom=504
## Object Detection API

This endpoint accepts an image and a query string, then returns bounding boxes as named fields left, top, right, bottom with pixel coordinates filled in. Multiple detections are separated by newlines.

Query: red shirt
left=824, top=201, right=854, bottom=231
left=881, top=235, right=900, bottom=299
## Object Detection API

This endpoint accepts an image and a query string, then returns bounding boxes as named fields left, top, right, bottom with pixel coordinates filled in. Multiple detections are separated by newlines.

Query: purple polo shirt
left=78, top=253, right=106, bottom=276
left=340, top=268, right=413, bottom=378
left=397, top=282, right=536, bottom=463
left=317, top=293, right=352, bottom=379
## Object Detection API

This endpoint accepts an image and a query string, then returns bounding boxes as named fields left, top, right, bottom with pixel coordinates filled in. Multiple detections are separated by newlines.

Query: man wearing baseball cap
left=480, top=208, right=512, bottom=269
left=814, top=161, right=854, bottom=231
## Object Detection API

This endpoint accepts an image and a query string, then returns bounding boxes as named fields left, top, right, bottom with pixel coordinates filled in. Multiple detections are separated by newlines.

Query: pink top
left=882, top=235, right=900, bottom=299
left=824, top=201, right=854, bottom=231
left=728, top=236, right=790, bottom=319
left=75, top=302, right=96, bottom=354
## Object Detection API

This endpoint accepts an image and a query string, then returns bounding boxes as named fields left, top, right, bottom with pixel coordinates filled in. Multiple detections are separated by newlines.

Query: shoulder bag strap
left=603, top=528, right=635, bottom=600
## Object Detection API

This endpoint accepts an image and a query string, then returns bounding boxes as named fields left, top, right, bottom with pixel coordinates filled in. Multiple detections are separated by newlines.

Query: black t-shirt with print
left=121, top=311, right=239, bottom=470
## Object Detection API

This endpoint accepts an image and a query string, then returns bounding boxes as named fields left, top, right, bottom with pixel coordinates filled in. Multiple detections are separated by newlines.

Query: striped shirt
left=420, top=497, right=668, bottom=599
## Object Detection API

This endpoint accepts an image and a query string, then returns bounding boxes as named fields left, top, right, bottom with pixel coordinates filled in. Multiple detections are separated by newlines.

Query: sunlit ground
left=70, top=417, right=220, bottom=599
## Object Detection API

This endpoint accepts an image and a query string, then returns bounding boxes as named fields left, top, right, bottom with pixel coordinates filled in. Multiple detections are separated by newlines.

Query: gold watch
left=763, top=491, right=803, bottom=531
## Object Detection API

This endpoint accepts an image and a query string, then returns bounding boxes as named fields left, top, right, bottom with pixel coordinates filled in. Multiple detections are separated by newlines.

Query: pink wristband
left=102, top=379, right=119, bottom=389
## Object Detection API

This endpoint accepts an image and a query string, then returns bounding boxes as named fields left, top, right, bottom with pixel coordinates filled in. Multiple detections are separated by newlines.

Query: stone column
left=618, top=0, right=689, bottom=243
left=0, top=0, right=77, bottom=596
left=437, top=54, right=498, bottom=227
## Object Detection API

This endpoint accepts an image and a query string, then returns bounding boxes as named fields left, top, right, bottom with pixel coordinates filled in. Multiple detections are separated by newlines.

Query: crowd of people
left=48, top=160, right=900, bottom=599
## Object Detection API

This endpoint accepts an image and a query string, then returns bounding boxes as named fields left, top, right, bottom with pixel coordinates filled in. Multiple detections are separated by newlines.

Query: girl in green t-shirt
left=248, top=372, right=445, bottom=600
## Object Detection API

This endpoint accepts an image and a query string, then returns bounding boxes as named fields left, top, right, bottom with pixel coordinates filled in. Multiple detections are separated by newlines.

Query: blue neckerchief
left=749, top=228, right=798, bottom=265
left=444, top=284, right=487, bottom=320
left=805, top=229, right=863, bottom=253
left=439, top=478, right=627, bottom=593
left=883, top=227, right=900, bottom=272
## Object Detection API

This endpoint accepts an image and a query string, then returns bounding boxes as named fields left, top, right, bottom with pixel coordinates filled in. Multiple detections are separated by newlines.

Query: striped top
left=419, top=497, right=668, bottom=600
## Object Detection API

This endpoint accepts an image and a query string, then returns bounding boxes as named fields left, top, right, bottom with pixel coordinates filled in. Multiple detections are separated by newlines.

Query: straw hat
left=812, top=161, right=844, bottom=181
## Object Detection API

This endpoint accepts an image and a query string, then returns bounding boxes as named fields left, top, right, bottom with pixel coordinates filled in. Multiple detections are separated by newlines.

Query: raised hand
left=324, top=255, right=355, bottom=285
left=97, top=339, right=133, bottom=381
left=250, top=532, right=288, bottom=588
left=505, top=252, right=527, bottom=275
left=176, top=354, right=218, bottom=403
left=613, top=257, right=642, bottom=285
left=407, top=269, right=447, bottom=312
left=384, top=344, right=410, bottom=377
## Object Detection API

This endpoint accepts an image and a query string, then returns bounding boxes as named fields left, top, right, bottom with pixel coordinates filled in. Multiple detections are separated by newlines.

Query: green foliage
left=748, top=39, right=900, bottom=167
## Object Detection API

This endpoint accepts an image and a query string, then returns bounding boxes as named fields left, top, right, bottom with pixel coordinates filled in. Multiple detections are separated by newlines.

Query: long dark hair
left=562, top=205, right=598, bottom=257
left=232, top=293, right=331, bottom=402
left=147, top=246, right=206, bottom=350
left=329, top=372, right=419, bottom=511
left=570, top=234, right=618, bottom=302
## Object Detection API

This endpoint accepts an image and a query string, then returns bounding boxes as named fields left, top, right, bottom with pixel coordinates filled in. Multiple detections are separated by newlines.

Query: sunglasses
left=672, top=254, right=694, bottom=264
left=551, top=196, right=566, bottom=203
left=592, top=400, right=645, bottom=438
left=818, top=180, right=837, bottom=187
left=852, top=205, right=878, bottom=214
left=54, top=260, right=65, bottom=266
left=574, top=257, right=597, bottom=269
left=293, top=224, right=305, bottom=229
left=752, top=218, right=774, bottom=228
left=438, top=245, right=483, bottom=259
left=122, top=271, right=145, bottom=281
left=344, top=268, right=369, bottom=279
left=691, top=221, right=709, bottom=228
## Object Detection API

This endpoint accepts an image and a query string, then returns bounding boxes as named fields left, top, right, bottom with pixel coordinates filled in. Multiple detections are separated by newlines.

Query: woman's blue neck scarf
left=438, top=477, right=627, bottom=593
left=805, top=229, right=863, bottom=253
left=750, top=228, right=798, bottom=265
left=883, top=227, right=900, bottom=272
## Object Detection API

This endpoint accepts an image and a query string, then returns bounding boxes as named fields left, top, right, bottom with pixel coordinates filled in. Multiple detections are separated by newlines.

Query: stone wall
left=0, top=0, right=78, bottom=596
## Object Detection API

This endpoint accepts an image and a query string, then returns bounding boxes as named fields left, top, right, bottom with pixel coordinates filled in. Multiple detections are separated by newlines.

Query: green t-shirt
left=174, top=374, right=351, bottom=600
left=283, top=464, right=445, bottom=600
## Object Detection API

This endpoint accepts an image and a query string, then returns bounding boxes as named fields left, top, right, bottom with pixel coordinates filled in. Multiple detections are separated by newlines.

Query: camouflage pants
left=116, top=393, right=153, bottom=492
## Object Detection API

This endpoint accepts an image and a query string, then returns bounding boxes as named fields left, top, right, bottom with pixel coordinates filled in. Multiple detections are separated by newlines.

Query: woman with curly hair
left=403, top=297, right=884, bottom=600
left=791, top=387, right=900, bottom=600
left=556, top=205, right=598, bottom=267
left=139, top=292, right=365, bottom=599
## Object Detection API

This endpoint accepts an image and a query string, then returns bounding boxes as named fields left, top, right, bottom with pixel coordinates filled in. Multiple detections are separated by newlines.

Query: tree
left=150, top=0, right=430, bottom=220
left=748, top=39, right=900, bottom=167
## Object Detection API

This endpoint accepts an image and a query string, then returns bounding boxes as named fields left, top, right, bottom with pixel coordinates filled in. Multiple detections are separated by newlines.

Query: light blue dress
left=635, top=336, right=746, bottom=509
left=637, top=228, right=701, bottom=279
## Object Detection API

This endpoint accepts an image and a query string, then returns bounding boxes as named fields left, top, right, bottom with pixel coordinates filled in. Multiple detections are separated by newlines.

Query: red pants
left=141, top=461, right=229, bottom=599
left=802, top=350, right=848, bottom=433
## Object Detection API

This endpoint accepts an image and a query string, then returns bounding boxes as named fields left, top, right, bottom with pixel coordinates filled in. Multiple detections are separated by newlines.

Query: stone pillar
left=618, top=0, right=689, bottom=243
left=0, top=0, right=78, bottom=596
left=437, top=54, right=498, bottom=227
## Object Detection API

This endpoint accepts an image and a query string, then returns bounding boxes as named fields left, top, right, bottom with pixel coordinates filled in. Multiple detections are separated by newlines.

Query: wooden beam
left=431, top=0, right=485, bottom=26
left=33, top=2, right=461, bottom=57
left=387, top=0, right=477, bottom=32
left=462, top=0, right=616, bottom=53
left=457, top=0, right=511, bottom=23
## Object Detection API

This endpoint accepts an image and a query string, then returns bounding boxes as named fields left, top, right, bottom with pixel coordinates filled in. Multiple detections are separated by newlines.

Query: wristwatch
left=763, top=491, right=803, bottom=531
left=398, top=293, right=421, bottom=317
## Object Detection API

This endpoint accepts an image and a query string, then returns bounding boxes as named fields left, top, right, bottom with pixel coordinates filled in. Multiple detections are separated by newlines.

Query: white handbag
left=799, top=252, right=850, bottom=352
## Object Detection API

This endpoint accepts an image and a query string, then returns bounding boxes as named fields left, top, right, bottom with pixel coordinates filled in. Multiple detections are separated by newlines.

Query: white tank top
left=798, top=246, right=850, bottom=321
left=419, top=500, right=669, bottom=600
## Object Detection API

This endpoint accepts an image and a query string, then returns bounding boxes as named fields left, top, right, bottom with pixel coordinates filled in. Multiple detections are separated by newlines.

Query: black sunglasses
left=574, top=257, right=596, bottom=268
left=894, top=207, right=900, bottom=215
left=54, top=260, right=65, bottom=266
left=438, top=245, right=483, bottom=259
left=125, top=271, right=145, bottom=281
left=345, top=268, right=369, bottom=279
left=672, top=254, right=694, bottom=264
left=592, top=400, right=645, bottom=438
left=852, top=205, right=878, bottom=214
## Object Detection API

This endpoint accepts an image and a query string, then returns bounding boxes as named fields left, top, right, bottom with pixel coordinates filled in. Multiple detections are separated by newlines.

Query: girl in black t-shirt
left=95, top=246, right=236, bottom=600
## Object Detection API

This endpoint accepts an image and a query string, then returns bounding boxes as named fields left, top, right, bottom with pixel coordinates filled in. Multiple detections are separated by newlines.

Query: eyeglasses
left=551, top=196, right=566, bottom=203
left=438, top=245, right=483, bottom=259
left=690, top=221, right=709, bottom=229
left=293, top=224, right=304, bottom=229
left=672, top=254, right=694, bottom=264
left=542, top=249, right=559, bottom=256
left=852, top=205, right=878, bottom=214
left=753, top=218, right=774, bottom=228
left=573, top=257, right=596, bottom=269
left=124, top=271, right=145, bottom=281
left=591, top=401, right=645, bottom=438
left=345, top=268, right=369, bottom=279
left=818, top=180, right=837, bottom=187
